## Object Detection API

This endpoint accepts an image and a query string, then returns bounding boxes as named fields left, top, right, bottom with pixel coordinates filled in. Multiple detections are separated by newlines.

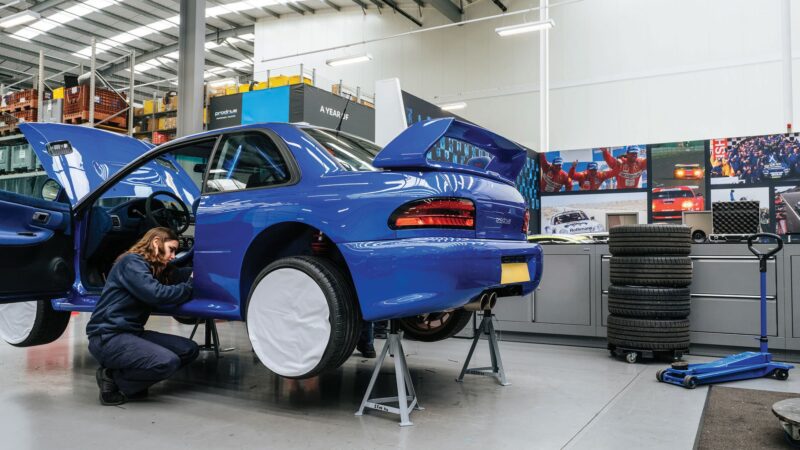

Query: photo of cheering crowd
left=539, top=146, right=648, bottom=193
left=710, top=133, right=800, bottom=185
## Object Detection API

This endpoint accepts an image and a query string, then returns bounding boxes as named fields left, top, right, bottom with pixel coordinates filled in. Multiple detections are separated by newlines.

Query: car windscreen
left=301, top=128, right=381, bottom=172
left=558, top=212, right=587, bottom=223
left=654, top=190, right=693, bottom=199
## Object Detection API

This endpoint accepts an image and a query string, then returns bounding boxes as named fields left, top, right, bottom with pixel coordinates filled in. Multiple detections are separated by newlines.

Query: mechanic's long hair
left=119, top=227, right=178, bottom=282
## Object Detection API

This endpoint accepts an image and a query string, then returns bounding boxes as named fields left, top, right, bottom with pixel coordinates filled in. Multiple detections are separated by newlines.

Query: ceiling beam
left=380, top=0, right=422, bottom=27
left=491, top=0, right=507, bottom=12
left=428, top=0, right=462, bottom=22
left=351, top=0, right=369, bottom=9
left=297, top=2, right=316, bottom=14
left=100, top=25, right=255, bottom=77
left=322, top=0, right=341, bottom=12
left=285, top=3, right=305, bottom=15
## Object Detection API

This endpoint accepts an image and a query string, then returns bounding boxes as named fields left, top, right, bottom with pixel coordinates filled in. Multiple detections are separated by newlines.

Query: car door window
left=206, top=133, right=290, bottom=193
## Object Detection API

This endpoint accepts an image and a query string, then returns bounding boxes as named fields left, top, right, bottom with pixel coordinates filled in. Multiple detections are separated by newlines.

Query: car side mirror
left=590, top=216, right=595, bottom=220
left=41, top=178, right=62, bottom=202
left=193, top=163, right=207, bottom=173
left=697, top=194, right=703, bottom=197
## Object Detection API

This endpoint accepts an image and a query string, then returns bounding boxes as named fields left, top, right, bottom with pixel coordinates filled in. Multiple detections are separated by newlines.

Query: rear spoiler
left=372, top=118, right=529, bottom=185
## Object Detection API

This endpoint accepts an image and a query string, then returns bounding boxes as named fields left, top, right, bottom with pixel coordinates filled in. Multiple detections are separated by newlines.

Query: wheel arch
left=238, top=221, right=360, bottom=317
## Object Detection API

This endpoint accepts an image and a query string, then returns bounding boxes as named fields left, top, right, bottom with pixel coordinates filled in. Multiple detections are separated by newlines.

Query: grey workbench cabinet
left=489, top=243, right=800, bottom=353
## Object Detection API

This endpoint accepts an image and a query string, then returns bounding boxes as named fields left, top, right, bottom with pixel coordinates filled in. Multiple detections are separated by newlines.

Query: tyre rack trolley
left=657, top=233, right=794, bottom=389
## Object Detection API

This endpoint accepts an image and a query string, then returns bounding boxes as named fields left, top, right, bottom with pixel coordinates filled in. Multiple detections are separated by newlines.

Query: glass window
left=98, top=138, right=217, bottom=208
left=653, top=190, right=693, bottom=199
left=301, top=127, right=381, bottom=172
left=206, top=133, right=291, bottom=192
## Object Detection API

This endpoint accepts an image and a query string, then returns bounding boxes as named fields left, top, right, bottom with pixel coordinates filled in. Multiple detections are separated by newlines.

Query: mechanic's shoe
left=95, top=367, right=116, bottom=393
left=96, top=368, right=127, bottom=406
left=357, top=344, right=376, bottom=358
left=100, top=390, right=127, bottom=406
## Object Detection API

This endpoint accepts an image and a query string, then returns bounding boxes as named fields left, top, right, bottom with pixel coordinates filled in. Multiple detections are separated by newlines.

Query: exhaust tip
left=479, top=292, right=489, bottom=310
left=487, top=291, right=498, bottom=310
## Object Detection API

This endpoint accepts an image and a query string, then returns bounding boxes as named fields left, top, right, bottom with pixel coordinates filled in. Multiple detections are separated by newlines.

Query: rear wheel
left=397, top=309, right=473, bottom=342
left=246, top=256, right=360, bottom=379
left=0, top=300, right=71, bottom=347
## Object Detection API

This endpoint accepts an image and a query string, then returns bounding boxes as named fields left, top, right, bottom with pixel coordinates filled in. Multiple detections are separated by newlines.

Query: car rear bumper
left=339, top=237, right=543, bottom=321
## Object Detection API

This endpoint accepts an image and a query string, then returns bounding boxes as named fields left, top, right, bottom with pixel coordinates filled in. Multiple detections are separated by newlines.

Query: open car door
left=0, top=190, right=74, bottom=302
left=0, top=123, right=152, bottom=303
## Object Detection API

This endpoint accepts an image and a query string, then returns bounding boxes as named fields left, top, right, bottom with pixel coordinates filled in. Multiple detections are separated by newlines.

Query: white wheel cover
left=247, top=268, right=331, bottom=377
left=0, top=301, right=37, bottom=345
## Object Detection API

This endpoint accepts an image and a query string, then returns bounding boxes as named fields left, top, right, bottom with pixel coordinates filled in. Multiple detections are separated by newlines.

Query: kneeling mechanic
left=87, top=227, right=198, bottom=406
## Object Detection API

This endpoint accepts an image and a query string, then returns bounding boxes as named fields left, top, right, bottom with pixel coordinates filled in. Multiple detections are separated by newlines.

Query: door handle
left=32, top=211, right=50, bottom=223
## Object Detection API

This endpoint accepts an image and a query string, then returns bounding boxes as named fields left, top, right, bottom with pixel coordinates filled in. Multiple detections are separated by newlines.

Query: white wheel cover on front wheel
left=0, top=301, right=37, bottom=345
left=247, top=268, right=331, bottom=377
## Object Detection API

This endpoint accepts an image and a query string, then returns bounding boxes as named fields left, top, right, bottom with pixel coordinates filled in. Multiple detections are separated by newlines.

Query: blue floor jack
left=658, top=233, right=794, bottom=389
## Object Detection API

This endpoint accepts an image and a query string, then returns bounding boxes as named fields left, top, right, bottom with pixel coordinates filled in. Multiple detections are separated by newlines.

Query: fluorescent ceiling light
left=439, top=102, right=466, bottom=111
left=495, top=19, right=555, bottom=37
left=0, top=10, right=41, bottom=28
left=326, top=54, right=372, bottom=67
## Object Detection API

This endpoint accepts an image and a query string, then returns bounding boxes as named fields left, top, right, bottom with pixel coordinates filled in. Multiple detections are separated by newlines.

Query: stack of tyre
left=607, top=224, right=692, bottom=359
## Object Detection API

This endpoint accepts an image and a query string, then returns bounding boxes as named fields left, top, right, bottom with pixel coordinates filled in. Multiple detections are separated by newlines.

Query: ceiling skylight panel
left=84, top=0, right=117, bottom=9
left=46, top=11, right=76, bottom=22
left=11, top=27, right=39, bottom=40
left=64, top=3, right=95, bottom=17
left=29, top=19, right=58, bottom=32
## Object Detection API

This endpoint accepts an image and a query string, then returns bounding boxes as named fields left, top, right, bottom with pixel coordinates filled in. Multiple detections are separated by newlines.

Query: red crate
left=3, top=89, right=49, bottom=111
left=13, top=109, right=37, bottom=123
left=63, top=110, right=126, bottom=129
left=0, top=112, right=18, bottom=135
left=152, top=131, right=170, bottom=145
left=64, top=85, right=126, bottom=116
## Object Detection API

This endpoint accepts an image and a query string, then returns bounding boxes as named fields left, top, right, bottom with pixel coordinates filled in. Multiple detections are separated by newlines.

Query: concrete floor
left=0, top=315, right=798, bottom=450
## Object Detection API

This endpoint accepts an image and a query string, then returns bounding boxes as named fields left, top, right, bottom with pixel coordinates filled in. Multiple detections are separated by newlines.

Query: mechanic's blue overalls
left=86, top=254, right=197, bottom=396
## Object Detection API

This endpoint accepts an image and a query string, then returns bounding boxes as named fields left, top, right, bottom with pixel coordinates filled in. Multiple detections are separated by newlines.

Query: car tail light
left=676, top=169, right=685, bottom=177
left=693, top=169, right=702, bottom=177
left=681, top=200, right=694, bottom=209
left=522, top=208, right=530, bottom=233
left=389, top=198, right=475, bottom=230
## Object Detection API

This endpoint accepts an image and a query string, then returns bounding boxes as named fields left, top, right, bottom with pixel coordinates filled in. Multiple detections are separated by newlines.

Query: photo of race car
left=673, top=163, right=704, bottom=180
left=651, top=186, right=705, bottom=221
left=762, top=161, right=790, bottom=179
left=542, top=209, right=604, bottom=234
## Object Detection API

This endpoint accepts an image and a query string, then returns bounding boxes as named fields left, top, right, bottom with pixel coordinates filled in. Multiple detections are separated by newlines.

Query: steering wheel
left=145, top=190, right=191, bottom=234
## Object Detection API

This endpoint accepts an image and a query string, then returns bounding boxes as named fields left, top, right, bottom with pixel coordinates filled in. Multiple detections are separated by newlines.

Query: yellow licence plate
left=501, top=262, right=530, bottom=284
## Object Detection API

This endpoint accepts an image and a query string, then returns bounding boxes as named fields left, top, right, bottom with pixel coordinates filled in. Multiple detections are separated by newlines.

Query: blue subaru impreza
left=0, top=118, right=542, bottom=378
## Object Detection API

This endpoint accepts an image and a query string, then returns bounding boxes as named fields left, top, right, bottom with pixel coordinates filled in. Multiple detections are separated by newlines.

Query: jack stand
left=190, top=318, right=234, bottom=359
left=355, top=320, right=423, bottom=427
left=456, top=310, right=509, bottom=386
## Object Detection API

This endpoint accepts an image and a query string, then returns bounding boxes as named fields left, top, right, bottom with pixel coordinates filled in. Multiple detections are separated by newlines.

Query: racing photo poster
left=540, top=192, right=647, bottom=235
left=649, top=141, right=708, bottom=222
left=709, top=133, right=800, bottom=185
left=540, top=146, right=648, bottom=193
left=775, top=185, right=800, bottom=235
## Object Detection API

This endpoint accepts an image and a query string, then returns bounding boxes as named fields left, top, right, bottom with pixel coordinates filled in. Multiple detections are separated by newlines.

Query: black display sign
left=292, top=85, right=375, bottom=141
left=401, top=91, right=472, bottom=126
left=208, top=93, right=243, bottom=130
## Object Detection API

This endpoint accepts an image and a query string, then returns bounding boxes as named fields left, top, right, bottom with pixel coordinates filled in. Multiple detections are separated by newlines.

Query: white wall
left=255, top=0, right=799, bottom=151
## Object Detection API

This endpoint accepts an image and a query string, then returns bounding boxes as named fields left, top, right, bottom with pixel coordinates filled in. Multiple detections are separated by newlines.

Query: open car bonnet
left=372, top=118, right=529, bottom=185
left=19, top=123, right=155, bottom=207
